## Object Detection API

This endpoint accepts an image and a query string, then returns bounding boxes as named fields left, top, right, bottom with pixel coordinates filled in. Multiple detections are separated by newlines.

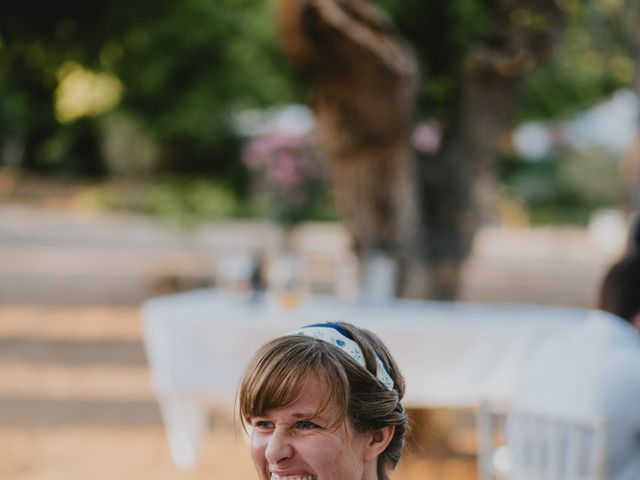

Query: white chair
left=477, top=400, right=607, bottom=480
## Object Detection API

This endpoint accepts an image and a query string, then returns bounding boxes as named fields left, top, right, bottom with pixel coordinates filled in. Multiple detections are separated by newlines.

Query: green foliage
left=498, top=147, right=622, bottom=225
left=559, top=147, right=622, bottom=207
left=0, top=0, right=297, bottom=180
left=84, top=173, right=336, bottom=227
left=0, top=81, right=28, bottom=139
left=383, top=0, right=491, bottom=116
left=384, top=0, right=634, bottom=226
left=517, top=0, right=632, bottom=121
left=85, top=177, right=240, bottom=227
left=115, top=0, right=297, bottom=148
left=1, top=0, right=637, bottom=225
left=384, top=0, right=635, bottom=125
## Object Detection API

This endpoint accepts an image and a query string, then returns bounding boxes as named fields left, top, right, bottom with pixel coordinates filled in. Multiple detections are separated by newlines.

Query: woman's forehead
left=285, top=373, right=332, bottom=405
left=264, top=375, right=341, bottom=419
left=266, top=371, right=329, bottom=404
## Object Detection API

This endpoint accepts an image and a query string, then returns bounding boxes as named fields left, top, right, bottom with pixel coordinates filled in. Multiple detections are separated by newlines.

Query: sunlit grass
left=81, top=178, right=240, bottom=227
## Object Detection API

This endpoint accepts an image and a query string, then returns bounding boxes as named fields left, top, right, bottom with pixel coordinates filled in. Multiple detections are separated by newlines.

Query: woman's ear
left=632, top=311, right=640, bottom=332
left=364, top=425, right=395, bottom=460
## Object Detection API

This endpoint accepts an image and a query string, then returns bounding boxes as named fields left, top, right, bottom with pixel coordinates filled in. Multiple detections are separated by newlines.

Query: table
left=141, top=289, right=594, bottom=469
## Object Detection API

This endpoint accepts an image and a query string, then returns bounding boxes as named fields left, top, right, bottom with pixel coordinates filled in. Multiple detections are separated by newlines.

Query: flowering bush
left=242, top=129, right=328, bottom=225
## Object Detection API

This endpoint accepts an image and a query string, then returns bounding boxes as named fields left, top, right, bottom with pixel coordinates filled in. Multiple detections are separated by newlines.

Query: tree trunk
left=410, top=1, right=566, bottom=298
left=276, top=0, right=565, bottom=299
left=276, top=0, right=420, bottom=298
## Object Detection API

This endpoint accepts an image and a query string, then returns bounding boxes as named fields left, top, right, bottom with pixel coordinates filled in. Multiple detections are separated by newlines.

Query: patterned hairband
left=285, top=323, right=395, bottom=391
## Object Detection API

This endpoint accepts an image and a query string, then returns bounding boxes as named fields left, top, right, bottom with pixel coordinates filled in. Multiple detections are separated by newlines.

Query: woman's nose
left=264, top=428, right=294, bottom=464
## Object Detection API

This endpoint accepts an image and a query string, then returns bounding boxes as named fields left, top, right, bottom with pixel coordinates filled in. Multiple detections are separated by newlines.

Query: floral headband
left=285, top=323, right=395, bottom=391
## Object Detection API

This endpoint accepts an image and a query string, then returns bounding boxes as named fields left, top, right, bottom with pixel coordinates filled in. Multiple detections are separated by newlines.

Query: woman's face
left=249, top=375, right=377, bottom=480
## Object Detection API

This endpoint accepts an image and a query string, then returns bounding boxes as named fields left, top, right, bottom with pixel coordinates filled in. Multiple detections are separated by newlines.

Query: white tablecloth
left=141, top=289, right=592, bottom=469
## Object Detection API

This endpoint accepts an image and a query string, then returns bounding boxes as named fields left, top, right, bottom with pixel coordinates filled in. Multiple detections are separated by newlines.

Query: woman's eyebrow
left=291, top=412, right=323, bottom=419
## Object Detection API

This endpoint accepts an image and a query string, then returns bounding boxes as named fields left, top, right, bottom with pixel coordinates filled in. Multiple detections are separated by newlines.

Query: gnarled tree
left=277, top=0, right=420, bottom=267
left=277, top=0, right=567, bottom=299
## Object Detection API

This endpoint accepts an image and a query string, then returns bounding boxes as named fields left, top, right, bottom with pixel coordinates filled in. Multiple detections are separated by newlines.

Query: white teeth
left=270, top=475, right=316, bottom=480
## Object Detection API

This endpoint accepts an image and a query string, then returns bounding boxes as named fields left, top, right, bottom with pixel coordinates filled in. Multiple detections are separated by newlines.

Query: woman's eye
left=253, top=420, right=273, bottom=429
left=296, top=421, right=319, bottom=430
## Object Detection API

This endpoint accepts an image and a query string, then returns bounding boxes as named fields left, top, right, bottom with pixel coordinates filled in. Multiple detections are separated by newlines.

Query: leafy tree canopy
left=0, top=0, right=635, bottom=179
left=0, top=0, right=298, bottom=176
left=382, top=0, right=632, bottom=121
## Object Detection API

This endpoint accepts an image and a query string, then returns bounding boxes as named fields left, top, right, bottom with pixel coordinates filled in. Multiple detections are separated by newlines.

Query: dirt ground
left=0, top=306, right=478, bottom=480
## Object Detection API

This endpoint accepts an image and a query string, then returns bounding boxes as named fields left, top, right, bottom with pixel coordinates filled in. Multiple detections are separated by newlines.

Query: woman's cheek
left=250, top=433, right=268, bottom=463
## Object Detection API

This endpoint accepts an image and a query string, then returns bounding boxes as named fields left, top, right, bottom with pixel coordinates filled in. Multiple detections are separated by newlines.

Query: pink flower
left=268, top=150, right=302, bottom=188
left=242, top=129, right=326, bottom=223
left=412, top=122, right=441, bottom=154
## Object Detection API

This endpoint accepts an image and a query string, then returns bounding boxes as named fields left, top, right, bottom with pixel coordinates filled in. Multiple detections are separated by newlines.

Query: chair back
left=477, top=400, right=607, bottom=480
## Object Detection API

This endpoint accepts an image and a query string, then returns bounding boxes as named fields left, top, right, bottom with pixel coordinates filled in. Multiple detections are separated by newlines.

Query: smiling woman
left=238, top=322, right=407, bottom=480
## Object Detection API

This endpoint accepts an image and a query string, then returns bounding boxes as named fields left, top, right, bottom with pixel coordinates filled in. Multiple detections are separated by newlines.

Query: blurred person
left=628, top=214, right=640, bottom=255
left=248, top=252, right=268, bottom=303
left=511, top=235, right=640, bottom=480
left=238, top=322, right=407, bottom=480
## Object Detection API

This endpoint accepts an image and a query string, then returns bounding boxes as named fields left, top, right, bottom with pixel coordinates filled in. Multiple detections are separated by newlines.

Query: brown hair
left=599, top=252, right=640, bottom=324
left=238, top=322, right=407, bottom=480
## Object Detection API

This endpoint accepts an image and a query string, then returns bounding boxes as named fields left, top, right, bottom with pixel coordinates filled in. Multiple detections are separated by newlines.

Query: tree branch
left=309, top=0, right=417, bottom=76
